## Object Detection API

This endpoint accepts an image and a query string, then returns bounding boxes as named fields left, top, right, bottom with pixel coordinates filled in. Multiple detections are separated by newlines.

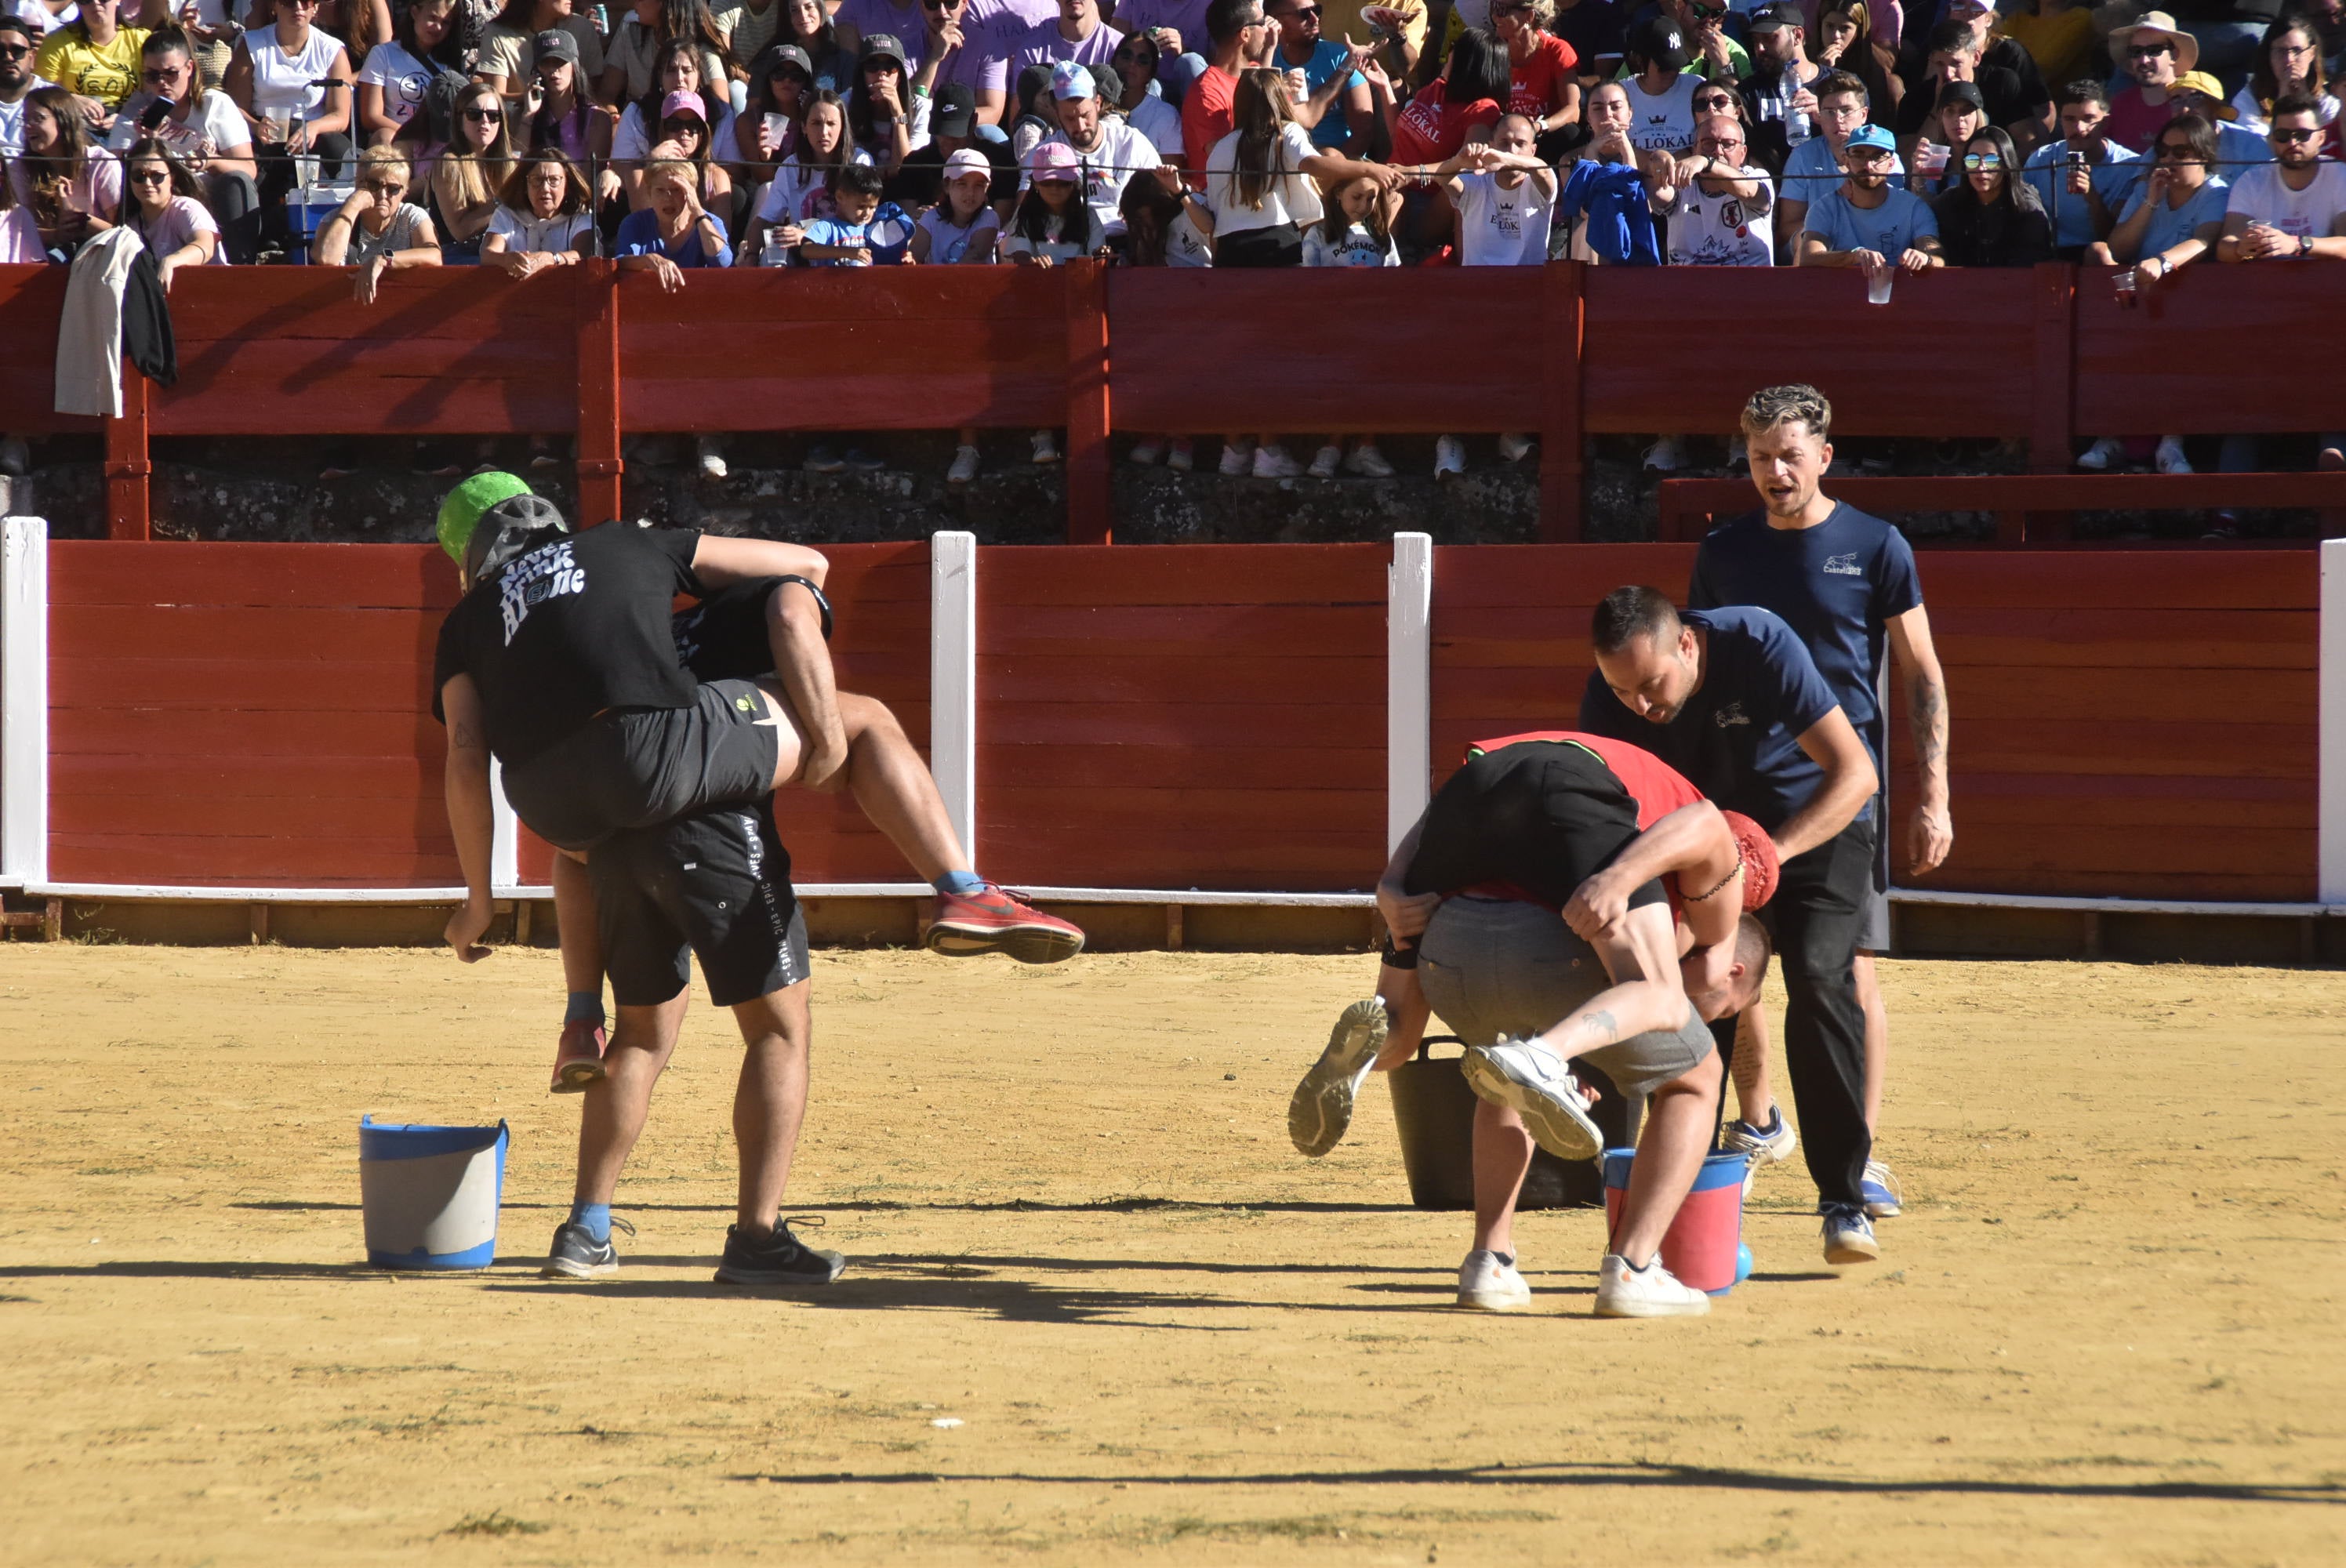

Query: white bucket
left=358, top=1116, right=509, bottom=1270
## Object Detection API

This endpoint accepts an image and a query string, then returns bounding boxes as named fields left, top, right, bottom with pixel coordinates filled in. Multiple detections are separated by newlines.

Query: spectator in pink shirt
left=2104, top=10, right=2191, bottom=154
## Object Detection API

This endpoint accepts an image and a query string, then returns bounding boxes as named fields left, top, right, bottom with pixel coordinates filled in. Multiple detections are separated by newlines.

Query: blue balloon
left=1735, top=1243, right=1754, bottom=1283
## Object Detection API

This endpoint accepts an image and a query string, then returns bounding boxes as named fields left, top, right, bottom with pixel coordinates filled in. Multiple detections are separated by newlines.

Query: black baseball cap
left=932, top=81, right=976, bottom=138
left=1934, top=79, right=1986, bottom=112
left=1746, top=2, right=1803, bottom=32
left=1629, top=17, right=1690, bottom=71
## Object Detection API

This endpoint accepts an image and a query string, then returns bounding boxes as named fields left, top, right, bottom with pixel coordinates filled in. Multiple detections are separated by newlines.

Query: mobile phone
left=140, top=96, right=174, bottom=129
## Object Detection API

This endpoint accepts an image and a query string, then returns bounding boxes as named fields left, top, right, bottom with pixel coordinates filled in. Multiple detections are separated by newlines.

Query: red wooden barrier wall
left=975, top=544, right=1388, bottom=890
left=49, top=543, right=459, bottom=886
left=1429, top=544, right=2319, bottom=904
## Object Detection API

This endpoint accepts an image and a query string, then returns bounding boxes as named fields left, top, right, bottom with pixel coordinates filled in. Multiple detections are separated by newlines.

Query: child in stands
left=1299, top=172, right=1399, bottom=481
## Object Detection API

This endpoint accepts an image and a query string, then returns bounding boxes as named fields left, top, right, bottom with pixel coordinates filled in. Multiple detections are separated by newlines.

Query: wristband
left=912, top=84, right=930, bottom=98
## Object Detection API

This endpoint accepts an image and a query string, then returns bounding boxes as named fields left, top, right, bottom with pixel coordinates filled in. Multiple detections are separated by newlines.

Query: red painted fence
left=9, top=261, right=2346, bottom=546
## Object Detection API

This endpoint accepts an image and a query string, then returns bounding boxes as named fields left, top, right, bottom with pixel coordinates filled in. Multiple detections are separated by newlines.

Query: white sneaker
left=1287, top=998, right=1388, bottom=1157
left=2155, top=437, right=2193, bottom=475
left=1218, top=440, right=1253, bottom=477
left=1127, top=438, right=1164, bottom=467
left=1641, top=436, right=1684, bottom=472
left=1030, top=430, right=1061, bottom=465
left=1344, top=443, right=1394, bottom=478
left=1821, top=1203, right=1880, bottom=1265
left=1594, top=1253, right=1710, bottom=1318
left=1165, top=439, right=1195, bottom=473
left=1252, top=444, right=1303, bottom=479
left=1721, top=1108, right=1796, bottom=1166
left=2075, top=436, right=2125, bottom=471
left=1460, top=1035, right=1604, bottom=1160
left=1497, top=430, right=1535, bottom=463
left=695, top=435, right=728, bottom=480
left=1457, top=1248, right=1532, bottom=1312
left=1433, top=434, right=1465, bottom=479
left=1861, top=1158, right=1904, bottom=1219
left=946, top=445, right=980, bottom=485
left=1306, top=444, right=1342, bottom=479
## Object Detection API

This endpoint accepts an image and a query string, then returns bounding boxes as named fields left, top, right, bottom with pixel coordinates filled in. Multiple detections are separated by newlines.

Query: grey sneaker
left=1461, top=1034, right=1604, bottom=1161
left=714, top=1219, right=846, bottom=1287
left=1287, top=998, right=1389, bottom=1157
left=1821, top=1203, right=1880, bottom=1265
left=542, top=1215, right=634, bottom=1279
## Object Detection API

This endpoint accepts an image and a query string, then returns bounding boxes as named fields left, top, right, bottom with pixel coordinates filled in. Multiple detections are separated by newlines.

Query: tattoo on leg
left=1578, top=1008, right=1619, bottom=1044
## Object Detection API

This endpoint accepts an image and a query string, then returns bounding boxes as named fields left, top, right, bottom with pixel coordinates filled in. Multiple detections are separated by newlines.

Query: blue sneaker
left=1861, top=1159, right=1903, bottom=1219
left=1721, top=1108, right=1796, bottom=1166
left=1821, top=1203, right=1879, bottom=1265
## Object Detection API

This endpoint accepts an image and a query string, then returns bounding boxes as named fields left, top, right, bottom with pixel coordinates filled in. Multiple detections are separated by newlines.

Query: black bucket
left=1383, top=1036, right=1632, bottom=1210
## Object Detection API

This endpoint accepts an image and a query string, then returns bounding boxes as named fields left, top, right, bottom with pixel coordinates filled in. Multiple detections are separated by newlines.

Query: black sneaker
left=541, top=1215, right=633, bottom=1279
left=714, top=1219, right=846, bottom=1287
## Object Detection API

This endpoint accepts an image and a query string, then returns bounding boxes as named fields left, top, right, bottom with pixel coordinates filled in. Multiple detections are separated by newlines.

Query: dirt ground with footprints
left=2, top=943, right=2341, bottom=1565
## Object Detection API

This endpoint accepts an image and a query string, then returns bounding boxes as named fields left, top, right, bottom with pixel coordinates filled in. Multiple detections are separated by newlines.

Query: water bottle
left=1781, top=64, right=1810, bottom=147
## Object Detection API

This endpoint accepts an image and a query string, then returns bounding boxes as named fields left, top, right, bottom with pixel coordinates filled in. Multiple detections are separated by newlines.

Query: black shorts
left=671, top=579, right=783, bottom=684
left=501, top=678, right=781, bottom=851
left=590, top=799, right=812, bottom=1008
left=1403, top=740, right=1666, bottom=913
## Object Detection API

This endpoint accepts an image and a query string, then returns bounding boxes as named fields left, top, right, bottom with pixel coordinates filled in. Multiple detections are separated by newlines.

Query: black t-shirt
left=1895, top=66, right=2033, bottom=138
left=893, top=137, right=1019, bottom=211
left=432, top=524, right=706, bottom=768
left=1550, top=0, right=1627, bottom=71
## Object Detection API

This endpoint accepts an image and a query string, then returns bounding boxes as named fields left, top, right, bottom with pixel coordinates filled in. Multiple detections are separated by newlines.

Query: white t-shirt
left=132, top=193, right=225, bottom=263
left=1125, top=93, right=1182, bottom=158
left=1165, top=205, right=1212, bottom=266
left=358, top=41, right=435, bottom=130
left=2229, top=86, right=2341, bottom=137
left=106, top=89, right=252, bottom=158
left=1302, top=219, right=1398, bottom=266
left=754, top=149, right=875, bottom=224
left=1000, top=204, right=1103, bottom=260
left=1622, top=71, right=1702, bottom=154
left=487, top=205, right=593, bottom=253
left=915, top=203, right=1000, bottom=262
left=1454, top=169, right=1555, bottom=266
left=1040, top=118, right=1158, bottom=236
left=615, top=100, right=742, bottom=161
left=0, top=94, right=25, bottom=158
left=1661, top=173, right=1776, bottom=266
left=2224, top=160, right=2346, bottom=241
left=245, top=27, right=347, bottom=120
left=9, top=0, right=76, bottom=38
left=1204, top=122, right=1323, bottom=237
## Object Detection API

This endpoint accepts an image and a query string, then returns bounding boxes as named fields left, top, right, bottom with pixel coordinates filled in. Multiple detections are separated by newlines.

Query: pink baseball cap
left=659, top=89, right=708, bottom=122
left=943, top=147, right=993, bottom=180
left=1028, top=140, right=1080, bottom=181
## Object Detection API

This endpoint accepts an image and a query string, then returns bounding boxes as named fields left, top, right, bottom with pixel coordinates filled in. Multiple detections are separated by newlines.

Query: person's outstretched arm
left=440, top=673, right=498, bottom=963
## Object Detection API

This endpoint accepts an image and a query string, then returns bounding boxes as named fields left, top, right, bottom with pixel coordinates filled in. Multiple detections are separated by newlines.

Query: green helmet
left=437, top=471, right=536, bottom=567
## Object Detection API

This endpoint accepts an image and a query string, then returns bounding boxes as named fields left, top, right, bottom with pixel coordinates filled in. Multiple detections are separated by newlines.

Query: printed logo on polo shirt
left=496, top=540, right=585, bottom=644
left=1823, top=552, right=1861, bottom=576
left=1714, top=701, right=1751, bottom=728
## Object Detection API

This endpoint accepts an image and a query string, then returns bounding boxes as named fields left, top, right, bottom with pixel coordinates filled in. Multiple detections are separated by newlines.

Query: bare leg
left=553, top=850, right=601, bottom=996
left=1609, top=1049, right=1725, bottom=1266
left=1731, top=1003, right=1778, bottom=1127
left=750, top=684, right=972, bottom=882
left=763, top=581, right=848, bottom=791
left=730, top=978, right=813, bottom=1235
left=1856, top=949, right=1887, bottom=1133
left=1471, top=1098, right=1536, bottom=1257
left=573, top=995, right=687, bottom=1207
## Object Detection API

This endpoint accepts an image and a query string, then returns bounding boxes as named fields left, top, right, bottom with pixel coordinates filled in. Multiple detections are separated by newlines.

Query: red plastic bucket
left=1600, top=1148, right=1747, bottom=1295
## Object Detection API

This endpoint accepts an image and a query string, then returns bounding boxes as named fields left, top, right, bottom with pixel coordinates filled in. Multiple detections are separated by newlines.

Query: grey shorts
left=1416, top=895, right=1714, bottom=1102
left=501, top=679, right=781, bottom=852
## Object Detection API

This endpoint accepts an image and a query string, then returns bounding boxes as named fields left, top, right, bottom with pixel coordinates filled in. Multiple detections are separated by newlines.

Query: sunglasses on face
left=0, top=44, right=34, bottom=60
left=2272, top=125, right=2320, bottom=143
left=1962, top=152, right=2003, bottom=169
left=2156, top=140, right=2199, bottom=157
left=365, top=181, right=406, bottom=195
left=1694, top=93, right=1735, bottom=110
left=2126, top=42, right=2172, bottom=59
left=129, top=168, right=169, bottom=184
left=1281, top=3, right=1324, bottom=17
left=141, top=66, right=185, bottom=83
left=1688, top=1, right=1725, bottom=16
left=465, top=107, right=503, bottom=122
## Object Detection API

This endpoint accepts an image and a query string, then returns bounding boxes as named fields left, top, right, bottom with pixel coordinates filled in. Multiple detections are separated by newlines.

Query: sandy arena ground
left=2, top=944, right=2342, bottom=1566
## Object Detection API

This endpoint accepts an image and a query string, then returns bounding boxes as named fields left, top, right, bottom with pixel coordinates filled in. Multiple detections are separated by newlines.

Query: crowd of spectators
left=2, top=0, right=2342, bottom=482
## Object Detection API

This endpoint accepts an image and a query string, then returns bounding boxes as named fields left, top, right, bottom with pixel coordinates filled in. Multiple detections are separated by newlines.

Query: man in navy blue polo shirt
left=1579, top=589, right=1886, bottom=1264
left=1688, top=383, right=1953, bottom=1232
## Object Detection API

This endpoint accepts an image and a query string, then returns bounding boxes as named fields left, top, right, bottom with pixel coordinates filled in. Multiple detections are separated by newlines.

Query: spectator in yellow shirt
left=34, top=3, right=163, bottom=129
left=1992, top=0, right=2092, bottom=100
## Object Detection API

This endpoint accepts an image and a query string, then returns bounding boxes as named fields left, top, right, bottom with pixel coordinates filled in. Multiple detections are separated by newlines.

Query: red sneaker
left=926, top=884, right=1085, bottom=964
left=550, top=1017, right=608, bottom=1094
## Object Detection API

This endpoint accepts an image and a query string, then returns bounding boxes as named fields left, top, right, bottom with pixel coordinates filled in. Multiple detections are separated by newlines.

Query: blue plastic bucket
left=358, top=1116, right=508, bottom=1269
left=1602, top=1147, right=1748, bottom=1296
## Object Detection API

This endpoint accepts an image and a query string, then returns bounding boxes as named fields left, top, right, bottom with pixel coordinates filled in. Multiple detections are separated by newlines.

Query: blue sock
left=569, top=1202, right=611, bottom=1243
left=565, top=990, right=604, bottom=1025
left=932, top=869, right=985, bottom=896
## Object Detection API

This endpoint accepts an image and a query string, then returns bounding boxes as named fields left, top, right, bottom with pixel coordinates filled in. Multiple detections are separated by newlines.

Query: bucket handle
left=1414, top=1033, right=1469, bottom=1063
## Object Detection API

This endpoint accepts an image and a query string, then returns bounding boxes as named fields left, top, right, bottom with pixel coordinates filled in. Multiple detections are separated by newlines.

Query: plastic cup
left=1866, top=267, right=1893, bottom=306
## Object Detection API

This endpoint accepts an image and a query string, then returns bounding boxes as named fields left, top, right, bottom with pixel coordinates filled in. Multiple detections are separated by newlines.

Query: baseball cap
left=1934, top=79, right=1985, bottom=112
left=1629, top=16, right=1690, bottom=71
left=932, top=80, right=977, bottom=137
left=761, top=42, right=813, bottom=79
left=1746, top=2, right=1802, bottom=32
left=532, top=27, right=581, bottom=67
left=1845, top=122, right=1897, bottom=153
left=944, top=146, right=993, bottom=179
left=1051, top=60, right=1097, bottom=100
left=659, top=89, right=707, bottom=122
left=437, top=471, right=535, bottom=566
left=1029, top=140, right=1080, bottom=180
left=861, top=31, right=910, bottom=71
left=2170, top=69, right=2236, bottom=116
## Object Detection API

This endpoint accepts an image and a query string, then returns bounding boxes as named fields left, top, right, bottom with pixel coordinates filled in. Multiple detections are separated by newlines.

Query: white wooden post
left=1, top=517, right=49, bottom=890
left=488, top=757, right=520, bottom=897
left=1388, top=532, right=1433, bottom=854
left=2321, top=539, right=2346, bottom=904
left=930, top=531, right=979, bottom=863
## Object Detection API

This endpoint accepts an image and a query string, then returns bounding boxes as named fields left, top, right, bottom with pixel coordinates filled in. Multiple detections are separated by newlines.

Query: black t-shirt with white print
left=432, top=523, right=706, bottom=768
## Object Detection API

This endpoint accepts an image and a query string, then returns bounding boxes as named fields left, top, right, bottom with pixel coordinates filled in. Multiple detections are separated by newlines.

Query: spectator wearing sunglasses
left=1658, top=0, right=1747, bottom=82
left=427, top=80, right=517, bottom=261
left=31, top=0, right=151, bottom=129
left=1927, top=125, right=2046, bottom=267
left=2017, top=81, right=2141, bottom=260
left=1794, top=120, right=1941, bottom=276
left=1774, top=68, right=1892, bottom=255
left=1894, top=23, right=2036, bottom=154
left=313, top=144, right=442, bottom=305
left=107, top=29, right=261, bottom=260
left=1, top=17, right=39, bottom=160
left=921, top=0, right=1012, bottom=129
left=1267, top=0, right=1374, bottom=153
left=1923, top=0, right=2046, bottom=145
left=2074, top=111, right=2225, bottom=477
left=116, top=135, right=223, bottom=285
left=1902, top=79, right=1984, bottom=199
left=1651, top=110, right=1773, bottom=265
left=2217, top=92, right=2346, bottom=263
left=1107, top=30, right=1185, bottom=156
left=2104, top=11, right=2191, bottom=155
